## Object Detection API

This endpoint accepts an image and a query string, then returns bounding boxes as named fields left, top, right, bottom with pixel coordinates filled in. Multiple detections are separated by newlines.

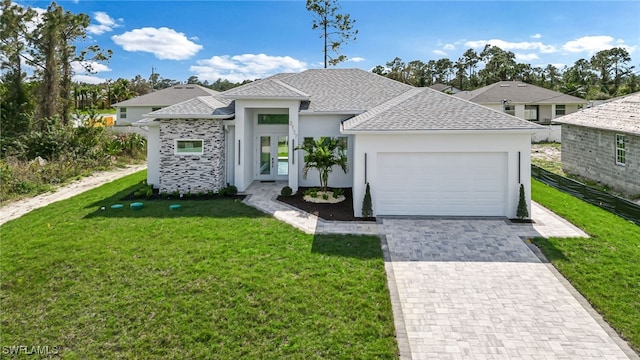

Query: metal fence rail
left=531, top=165, right=640, bottom=226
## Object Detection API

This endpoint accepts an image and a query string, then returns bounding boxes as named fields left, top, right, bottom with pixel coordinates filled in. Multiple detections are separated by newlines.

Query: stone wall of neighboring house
left=158, top=119, right=225, bottom=193
left=561, top=124, right=640, bottom=195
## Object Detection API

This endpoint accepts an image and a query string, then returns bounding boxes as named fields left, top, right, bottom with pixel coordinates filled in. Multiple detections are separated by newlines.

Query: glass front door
left=257, top=134, right=288, bottom=180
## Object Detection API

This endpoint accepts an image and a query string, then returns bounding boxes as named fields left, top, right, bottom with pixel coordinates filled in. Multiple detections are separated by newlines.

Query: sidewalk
left=0, top=164, right=146, bottom=226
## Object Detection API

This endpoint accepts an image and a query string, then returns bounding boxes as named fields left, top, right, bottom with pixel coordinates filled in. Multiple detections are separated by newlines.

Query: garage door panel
left=377, top=152, right=507, bottom=216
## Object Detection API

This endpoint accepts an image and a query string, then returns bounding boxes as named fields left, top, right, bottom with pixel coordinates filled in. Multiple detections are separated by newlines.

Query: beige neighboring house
left=454, top=81, right=587, bottom=142
left=112, top=85, right=219, bottom=125
left=555, top=92, right=640, bottom=195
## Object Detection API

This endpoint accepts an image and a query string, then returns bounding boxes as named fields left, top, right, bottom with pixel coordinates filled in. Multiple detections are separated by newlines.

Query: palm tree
left=296, top=137, right=348, bottom=192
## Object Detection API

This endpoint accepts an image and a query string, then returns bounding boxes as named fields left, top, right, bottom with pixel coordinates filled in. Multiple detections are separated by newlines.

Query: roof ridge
left=272, top=79, right=310, bottom=97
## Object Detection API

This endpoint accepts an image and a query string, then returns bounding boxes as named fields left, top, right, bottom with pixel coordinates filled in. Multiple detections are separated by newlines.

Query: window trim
left=555, top=104, right=566, bottom=116
left=175, top=139, right=204, bottom=156
left=120, top=107, right=127, bottom=119
left=615, top=134, right=626, bottom=165
left=524, top=105, right=539, bottom=121
left=258, top=114, right=289, bottom=125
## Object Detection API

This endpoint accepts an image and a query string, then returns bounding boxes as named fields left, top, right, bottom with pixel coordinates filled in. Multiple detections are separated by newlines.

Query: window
left=503, top=105, right=515, bottom=116
left=616, top=134, right=626, bottom=165
left=120, top=107, right=127, bottom=119
left=555, top=105, right=566, bottom=116
left=175, top=139, right=203, bottom=155
left=337, top=136, right=348, bottom=156
left=524, top=105, right=538, bottom=121
left=258, top=114, right=288, bottom=125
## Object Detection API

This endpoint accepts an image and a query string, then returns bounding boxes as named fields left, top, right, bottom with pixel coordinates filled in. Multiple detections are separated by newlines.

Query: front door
left=256, top=134, right=289, bottom=180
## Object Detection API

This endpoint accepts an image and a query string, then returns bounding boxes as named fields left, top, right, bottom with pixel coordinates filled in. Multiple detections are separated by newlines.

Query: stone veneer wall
left=159, top=119, right=225, bottom=193
left=561, top=124, right=640, bottom=195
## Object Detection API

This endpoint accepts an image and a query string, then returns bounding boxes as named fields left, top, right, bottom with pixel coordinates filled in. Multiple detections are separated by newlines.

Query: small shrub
left=207, top=190, right=215, bottom=196
left=310, top=190, right=318, bottom=198
left=223, top=185, right=238, bottom=196
left=516, top=184, right=529, bottom=219
left=281, top=186, right=293, bottom=197
left=145, top=189, right=153, bottom=198
left=218, top=187, right=228, bottom=197
left=172, top=190, right=180, bottom=198
left=161, top=191, right=168, bottom=198
left=322, top=193, right=329, bottom=200
left=362, top=183, right=373, bottom=217
left=332, top=188, right=344, bottom=197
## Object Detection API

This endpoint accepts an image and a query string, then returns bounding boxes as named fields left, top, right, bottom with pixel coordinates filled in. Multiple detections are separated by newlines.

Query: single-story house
left=136, top=69, right=543, bottom=218
left=454, top=81, right=587, bottom=142
left=555, top=92, right=640, bottom=195
left=112, top=85, right=219, bottom=125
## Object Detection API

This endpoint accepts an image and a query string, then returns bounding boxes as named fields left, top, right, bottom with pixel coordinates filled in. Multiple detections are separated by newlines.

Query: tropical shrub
left=296, top=137, right=348, bottom=192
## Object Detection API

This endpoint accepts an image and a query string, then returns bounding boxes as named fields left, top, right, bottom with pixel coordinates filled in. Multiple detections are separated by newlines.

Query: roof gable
left=221, top=79, right=309, bottom=99
left=454, top=81, right=586, bottom=104
left=343, top=87, right=544, bottom=132
left=554, top=92, right=640, bottom=135
left=144, top=96, right=233, bottom=119
left=113, top=85, right=219, bottom=107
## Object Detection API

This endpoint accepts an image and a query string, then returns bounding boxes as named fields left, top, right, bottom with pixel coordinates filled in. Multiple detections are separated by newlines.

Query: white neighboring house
left=135, top=69, right=542, bottom=218
left=112, top=85, right=220, bottom=126
left=454, top=81, right=587, bottom=142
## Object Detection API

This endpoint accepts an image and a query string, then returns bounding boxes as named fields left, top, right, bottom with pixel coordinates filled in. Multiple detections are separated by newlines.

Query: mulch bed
left=277, top=187, right=375, bottom=222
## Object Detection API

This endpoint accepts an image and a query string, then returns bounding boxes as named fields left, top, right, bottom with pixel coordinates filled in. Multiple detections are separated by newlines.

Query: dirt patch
left=531, top=143, right=561, bottom=163
left=277, top=187, right=375, bottom=222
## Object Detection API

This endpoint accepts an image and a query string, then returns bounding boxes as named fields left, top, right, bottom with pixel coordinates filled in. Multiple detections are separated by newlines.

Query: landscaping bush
left=362, top=183, right=373, bottom=217
left=280, top=186, right=293, bottom=197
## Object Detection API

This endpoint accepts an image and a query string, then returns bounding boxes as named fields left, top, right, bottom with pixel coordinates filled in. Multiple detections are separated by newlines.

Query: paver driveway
left=381, top=218, right=634, bottom=360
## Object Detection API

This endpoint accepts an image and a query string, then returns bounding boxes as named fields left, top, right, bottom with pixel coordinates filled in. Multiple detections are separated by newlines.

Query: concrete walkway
left=0, top=164, right=146, bottom=226
left=244, top=181, right=637, bottom=360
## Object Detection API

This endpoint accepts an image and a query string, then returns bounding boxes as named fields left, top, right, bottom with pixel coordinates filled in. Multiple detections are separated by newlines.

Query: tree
left=516, top=184, right=529, bottom=220
left=590, top=47, right=634, bottom=96
left=306, top=0, right=358, bottom=68
left=296, top=137, right=348, bottom=192
left=361, top=183, right=373, bottom=218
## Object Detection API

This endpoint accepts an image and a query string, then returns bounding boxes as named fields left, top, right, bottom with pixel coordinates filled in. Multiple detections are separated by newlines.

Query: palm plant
left=296, top=137, right=347, bottom=192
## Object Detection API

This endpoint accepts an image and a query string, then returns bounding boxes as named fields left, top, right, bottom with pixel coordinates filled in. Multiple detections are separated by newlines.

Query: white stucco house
left=454, top=81, right=587, bottom=142
left=135, top=69, right=542, bottom=218
left=112, top=85, right=219, bottom=125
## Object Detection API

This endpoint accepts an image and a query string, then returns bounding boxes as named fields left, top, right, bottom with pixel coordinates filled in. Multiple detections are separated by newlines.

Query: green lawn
left=0, top=172, right=398, bottom=359
left=531, top=179, right=640, bottom=353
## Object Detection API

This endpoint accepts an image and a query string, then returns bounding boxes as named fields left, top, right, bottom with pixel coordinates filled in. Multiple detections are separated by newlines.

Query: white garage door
left=376, top=152, right=507, bottom=216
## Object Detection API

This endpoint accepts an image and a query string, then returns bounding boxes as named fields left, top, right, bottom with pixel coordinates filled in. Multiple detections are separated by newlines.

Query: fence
left=531, top=165, right=640, bottom=226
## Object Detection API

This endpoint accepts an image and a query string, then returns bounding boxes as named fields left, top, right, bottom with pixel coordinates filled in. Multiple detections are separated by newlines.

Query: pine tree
left=517, top=184, right=529, bottom=219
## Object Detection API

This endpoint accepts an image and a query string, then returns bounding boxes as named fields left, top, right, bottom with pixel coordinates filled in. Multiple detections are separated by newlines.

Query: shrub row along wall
left=532, top=165, right=640, bottom=226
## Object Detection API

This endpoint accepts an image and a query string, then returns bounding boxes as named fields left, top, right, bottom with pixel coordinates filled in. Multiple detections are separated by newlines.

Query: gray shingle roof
left=145, top=96, right=233, bottom=118
left=454, top=81, right=586, bottom=104
left=113, top=85, right=219, bottom=107
left=221, top=79, right=309, bottom=99
left=343, top=87, right=544, bottom=132
left=221, top=68, right=413, bottom=112
left=554, top=92, right=640, bottom=135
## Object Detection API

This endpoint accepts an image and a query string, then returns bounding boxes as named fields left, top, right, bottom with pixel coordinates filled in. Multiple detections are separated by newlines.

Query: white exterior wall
left=233, top=99, right=300, bottom=192
left=350, top=132, right=532, bottom=218
left=116, top=106, right=154, bottom=126
left=297, top=114, right=354, bottom=189
left=532, top=125, right=562, bottom=143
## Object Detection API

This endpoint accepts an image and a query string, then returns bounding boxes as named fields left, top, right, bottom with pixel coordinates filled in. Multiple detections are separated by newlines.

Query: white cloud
left=531, top=33, right=542, bottom=39
left=465, top=38, right=557, bottom=53
left=443, top=43, right=456, bottom=50
left=112, top=27, right=203, bottom=60
left=73, top=74, right=107, bottom=84
left=562, top=35, right=636, bottom=54
left=432, top=50, right=447, bottom=56
left=515, top=53, right=540, bottom=61
left=190, top=53, right=307, bottom=82
left=347, top=56, right=365, bottom=63
left=88, top=11, right=122, bottom=35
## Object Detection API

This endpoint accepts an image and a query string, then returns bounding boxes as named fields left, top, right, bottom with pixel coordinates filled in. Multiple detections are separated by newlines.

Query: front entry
left=256, top=134, right=289, bottom=180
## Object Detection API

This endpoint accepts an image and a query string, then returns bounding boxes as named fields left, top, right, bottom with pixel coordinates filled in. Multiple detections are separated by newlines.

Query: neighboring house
left=555, top=92, right=640, bottom=195
left=112, top=85, right=219, bottom=125
left=454, top=81, right=587, bottom=142
left=136, top=69, right=542, bottom=218
left=429, top=83, right=461, bottom=94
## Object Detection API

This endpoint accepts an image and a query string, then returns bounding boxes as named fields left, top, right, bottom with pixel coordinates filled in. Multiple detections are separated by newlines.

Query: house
left=136, top=69, right=542, bottom=218
left=555, top=92, right=640, bottom=195
left=454, top=81, right=587, bottom=142
left=112, top=85, right=219, bottom=125
left=429, top=83, right=461, bottom=94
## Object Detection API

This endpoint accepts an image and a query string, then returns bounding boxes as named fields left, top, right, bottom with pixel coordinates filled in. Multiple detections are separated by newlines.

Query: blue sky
left=17, top=0, right=640, bottom=84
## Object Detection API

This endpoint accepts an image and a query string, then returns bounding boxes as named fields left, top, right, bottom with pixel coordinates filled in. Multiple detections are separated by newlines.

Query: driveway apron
left=381, top=218, right=634, bottom=360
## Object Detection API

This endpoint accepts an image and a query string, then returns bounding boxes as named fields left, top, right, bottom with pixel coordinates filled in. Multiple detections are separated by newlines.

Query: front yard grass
left=531, top=179, right=640, bottom=353
left=0, top=171, right=398, bottom=359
